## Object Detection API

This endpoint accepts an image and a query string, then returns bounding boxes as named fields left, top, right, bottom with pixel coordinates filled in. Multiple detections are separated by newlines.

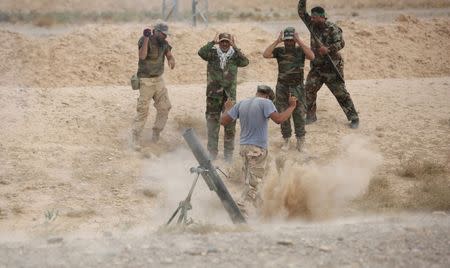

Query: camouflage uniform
left=273, top=46, right=307, bottom=139
left=298, top=0, right=359, bottom=122
left=132, top=35, right=172, bottom=140
left=238, top=144, right=268, bottom=212
left=198, top=41, right=249, bottom=160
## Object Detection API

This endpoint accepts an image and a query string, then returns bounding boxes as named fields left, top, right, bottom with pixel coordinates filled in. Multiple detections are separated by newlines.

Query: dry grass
left=362, top=157, right=450, bottom=211
left=396, top=157, right=448, bottom=179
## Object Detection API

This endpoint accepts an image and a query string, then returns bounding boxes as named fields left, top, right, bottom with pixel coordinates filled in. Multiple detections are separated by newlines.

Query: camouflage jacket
left=137, top=36, right=172, bottom=78
left=198, top=41, right=249, bottom=100
left=298, top=0, right=345, bottom=71
left=273, top=46, right=305, bottom=85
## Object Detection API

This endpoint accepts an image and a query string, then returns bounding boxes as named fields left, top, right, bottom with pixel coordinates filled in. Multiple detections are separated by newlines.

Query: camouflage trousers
left=132, top=77, right=172, bottom=137
left=275, top=83, right=306, bottom=138
left=305, top=68, right=358, bottom=121
left=237, top=145, right=268, bottom=210
left=206, top=95, right=235, bottom=160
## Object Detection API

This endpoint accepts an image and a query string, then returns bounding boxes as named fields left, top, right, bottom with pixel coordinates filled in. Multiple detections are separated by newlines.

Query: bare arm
left=294, top=32, right=315, bottom=60
left=166, top=50, right=175, bottom=69
left=221, top=113, right=234, bottom=126
left=263, top=31, right=282, bottom=58
left=139, top=36, right=149, bottom=60
left=220, top=100, right=235, bottom=126
left=270, top=95, right=297, bottom=124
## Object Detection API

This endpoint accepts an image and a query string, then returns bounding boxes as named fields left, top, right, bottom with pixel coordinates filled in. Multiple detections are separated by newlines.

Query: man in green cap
left=198, top=32, right=249, bottom=161
left=298, top=0, right=359, bottom=129
left=263, top=27, right=314, bottom=151
left=132, top=21, right=175, bottom=148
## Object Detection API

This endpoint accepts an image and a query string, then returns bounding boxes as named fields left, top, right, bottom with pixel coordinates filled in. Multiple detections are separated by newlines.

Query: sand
left=0, top=1, right=449, bottom=267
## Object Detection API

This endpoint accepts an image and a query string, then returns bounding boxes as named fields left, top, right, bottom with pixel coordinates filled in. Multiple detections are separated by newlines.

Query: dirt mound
left=1, top=17, right=449, bottom=88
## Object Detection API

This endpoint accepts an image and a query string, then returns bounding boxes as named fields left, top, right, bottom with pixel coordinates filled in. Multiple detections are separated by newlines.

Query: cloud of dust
left=262, top=135, right=383, bottom=220
left=138, top=147, right=234, bottom=227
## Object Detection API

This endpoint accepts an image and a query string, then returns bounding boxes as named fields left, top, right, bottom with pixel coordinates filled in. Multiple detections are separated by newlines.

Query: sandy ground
left=0, top=1, right=450, bottom=267
left=0, top=77, right=449, bottom=266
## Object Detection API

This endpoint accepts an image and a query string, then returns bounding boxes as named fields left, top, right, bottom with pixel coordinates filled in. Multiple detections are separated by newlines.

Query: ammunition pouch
left=130, top=74, right=140, bottom=90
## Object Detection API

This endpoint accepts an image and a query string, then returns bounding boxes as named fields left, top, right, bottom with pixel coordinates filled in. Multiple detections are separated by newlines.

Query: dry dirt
left=1, top=1, right=450, bottom=267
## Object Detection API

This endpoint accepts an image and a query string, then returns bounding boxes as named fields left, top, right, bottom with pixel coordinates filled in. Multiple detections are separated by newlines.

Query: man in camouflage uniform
left=198, top=33, right=249, bottom=161
left=298, top=0, right=359, bottom=128
left=221, top=85, right=297, bottom=218
left=263, top=27, right=315, bottom=151
left=132, top=22, right=175, bottom=149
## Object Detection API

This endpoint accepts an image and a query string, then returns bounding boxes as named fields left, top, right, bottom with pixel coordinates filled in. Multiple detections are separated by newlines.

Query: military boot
left=281, top=138, right=290, bottom=151
left=305, top=114, right=317, bottom=125
left=296, top=136, right=305, bottom=152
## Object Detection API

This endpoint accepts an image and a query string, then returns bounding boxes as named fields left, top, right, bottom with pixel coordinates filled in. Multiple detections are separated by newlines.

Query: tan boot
left=296, top=136, right=305, bottom=152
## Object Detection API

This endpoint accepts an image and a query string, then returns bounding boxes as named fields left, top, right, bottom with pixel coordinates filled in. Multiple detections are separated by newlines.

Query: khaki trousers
left=132, top=77, right=172, bottom=136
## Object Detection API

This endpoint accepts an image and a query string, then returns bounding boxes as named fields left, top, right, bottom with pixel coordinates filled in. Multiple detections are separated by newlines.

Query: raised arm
left=230, top=35, right=249, bottom=67
left=294, top=32, right=315, bottom=60
left=270, top=95, right=297, bottom=124
left=138, top=28, right=152, bottom=60
left=298, top=0, right=311, bottom=26
left=198, top=41, right=215, bottom=61
left=262, top=31, right=283, bottom=58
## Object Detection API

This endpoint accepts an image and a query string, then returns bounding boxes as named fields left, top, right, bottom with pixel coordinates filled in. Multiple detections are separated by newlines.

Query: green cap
left=283, top=27, right=295, bottom=40
left=154, top=22, right=169, bottom=35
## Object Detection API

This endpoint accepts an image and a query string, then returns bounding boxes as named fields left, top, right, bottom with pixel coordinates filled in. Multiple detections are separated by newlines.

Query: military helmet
left=282, top=27, right=295, bottom=40
left=257, top=85, right=275, bottom=101
left=154, top=21, right=169, bottom=35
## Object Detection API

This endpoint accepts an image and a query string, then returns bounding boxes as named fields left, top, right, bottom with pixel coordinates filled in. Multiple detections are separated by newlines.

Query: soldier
left=221, top=85, right=297, bottom=217
left=298, top=0, right=359, bottom=129
left=132, top=21, right=175, bottom=149
left=263, top=27, right=315, bottom=151
left=198, top=33, right=249, bottom=161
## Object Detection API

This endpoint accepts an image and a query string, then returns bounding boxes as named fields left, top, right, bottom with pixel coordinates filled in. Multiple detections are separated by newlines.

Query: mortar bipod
left=166, top=166, right=208, bottom=225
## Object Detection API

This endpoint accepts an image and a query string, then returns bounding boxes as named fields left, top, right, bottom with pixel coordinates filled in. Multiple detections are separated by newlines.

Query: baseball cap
left=257, top=85, right=275, bottom=101
left=154, top=22, right=169, bottom=35
left=218, top=33, right=232, bottom=42
left=283, top=27, right=295, bottom=40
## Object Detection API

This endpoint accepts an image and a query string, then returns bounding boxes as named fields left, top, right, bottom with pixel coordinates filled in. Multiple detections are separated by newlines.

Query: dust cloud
left=262, top=135, right=383, bottom=220
left=137, top=147, right=234, bottom=227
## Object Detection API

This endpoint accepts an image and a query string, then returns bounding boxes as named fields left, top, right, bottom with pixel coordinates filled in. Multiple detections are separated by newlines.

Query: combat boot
left=152, top=129, right=160, bottom=142
left=350, top=118, right=359, bottom=129
left=305, top=114, right=317, bottom=125
left=281, top=138, right=290, bottom=151
left=296, top=136, right=305, bottom=152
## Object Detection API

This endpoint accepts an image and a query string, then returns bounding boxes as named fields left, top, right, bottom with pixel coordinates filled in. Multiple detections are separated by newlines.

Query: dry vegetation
left=363, top=157, right=450, bottom=211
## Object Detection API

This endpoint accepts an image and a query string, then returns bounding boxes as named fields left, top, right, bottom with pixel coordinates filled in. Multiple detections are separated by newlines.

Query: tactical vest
left=137, top=37, right=170, bottom=78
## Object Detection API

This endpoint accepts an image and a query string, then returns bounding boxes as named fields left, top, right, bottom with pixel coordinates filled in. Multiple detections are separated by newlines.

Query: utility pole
left=192, top=0, right=208, bottom=27
left=162, top=0, right=179, bottom=21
